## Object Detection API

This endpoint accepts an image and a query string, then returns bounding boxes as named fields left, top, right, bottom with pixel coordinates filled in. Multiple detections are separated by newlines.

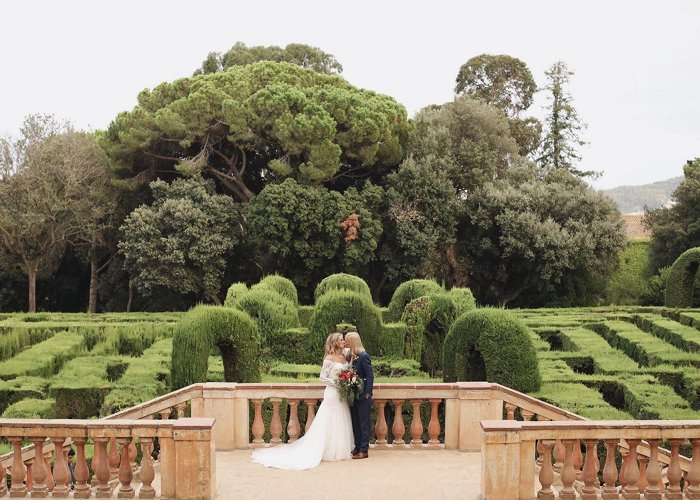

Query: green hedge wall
left=231, top=288, right=299, bottom=344
left=252, top=275, right=299, bottom=306
left=0, top=376, right=48, bottom=414
left=308, top=290, right=382, bottom=361
left=608, top=240, right=653, bottom=305
left=171, top=305, right=261, bottom=390
left=379, top=323, right=406, bottom=358
left=314, top=273, right=372, bottom=301
left=224, top=282, right=249, bottom=307
left=267, top=328, right=311, bottom=364
left=386, top=279, right=443, bottom=321
left=443, top=309, right=541, bottom=393
left=2, top=398, right=55, bottom=419
left=448, top=287, right=477, bottom=316
left=666, top=248, right=700, bottom=307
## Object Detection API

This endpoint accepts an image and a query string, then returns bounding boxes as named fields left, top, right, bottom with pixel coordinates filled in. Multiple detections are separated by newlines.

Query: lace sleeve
left=319, top=360, right=336, bottom=387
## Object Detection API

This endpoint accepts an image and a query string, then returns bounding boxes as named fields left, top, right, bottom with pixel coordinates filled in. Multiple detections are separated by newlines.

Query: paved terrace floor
left=213, top=449, right=481, bottom=500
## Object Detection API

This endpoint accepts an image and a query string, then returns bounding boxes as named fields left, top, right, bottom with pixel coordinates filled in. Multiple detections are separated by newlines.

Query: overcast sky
left=1, top=0, right=698, bottom=189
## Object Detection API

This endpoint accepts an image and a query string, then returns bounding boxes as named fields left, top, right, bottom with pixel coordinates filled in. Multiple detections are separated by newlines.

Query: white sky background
left=1, top=0, right=698, bottom=189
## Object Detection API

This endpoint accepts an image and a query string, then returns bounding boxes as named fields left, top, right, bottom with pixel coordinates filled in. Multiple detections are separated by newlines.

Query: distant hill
left=602, top=177, right=682, bottom=214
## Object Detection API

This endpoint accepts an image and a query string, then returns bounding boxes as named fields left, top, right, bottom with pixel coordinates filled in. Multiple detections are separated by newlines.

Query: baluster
left=158, top=408, right=170, bottom=420
left=73, top=438, right=90, bottom=499
left=666, top=439, right=684, bottom=500
left=644, top=439, right=662, bottom=500
left=622, top=438, right=640, bottom=499
left=303, top=400, right=317, bottom=433
left=61, top=449, right=70, bottom=490
left=175, top=402, right=187, bottom=419
left=26, top=458, right=34, bottom=493
left=504, top=402, right=516, bottom=420
left=117, top=437, right=134, bottom=498
left=391, top=399, right=405, bottom=447
left=560, top=439, right=577, bottom=500
left=637, top=456, right=649, bottom=493
left=427, top=399, right=441, bottom=448
left=128, top=439, right=138, bottom=474
left=619, top=447, right=629, bottom=488
left=94, top=437, right=112, bottom=498
left=43, top=451, right=54, bottom=492
left=687, top=438, right=700, bottom=500
left=573, top=439, right=584, bottom=481
left=602, top=439, right=620, bottom=500
left=251, top=399, right=264, bottom=446
left=287, top=400, right=301, bottom=442
left=581, top=439, right=599, bottom=500
left=553, top=439, right=565, bottom=473
left=109, top=437, right=120, bottom=480
left=521, top=409, right=534, bottom=421
left=138, top=437, right=155, bottom=499
left=0, top=448, right=6, bottom=496
left=269, top=398, right=283, bottom=444
left=537, top=440, right=555, bottom=500
left=409, top=399, right=423, bottom=446
left=51, top=438, right=68, bottom=497
left=9, top=436, right=26, bottom=496
left=31, top=438, right=48, bottom=496
left=374, top=400, right=388, bottom=447
left=536, top=416, right=550, bottom=467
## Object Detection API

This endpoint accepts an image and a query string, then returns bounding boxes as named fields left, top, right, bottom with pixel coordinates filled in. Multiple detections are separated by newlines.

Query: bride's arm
left=319, top=360, right=336, bottom=386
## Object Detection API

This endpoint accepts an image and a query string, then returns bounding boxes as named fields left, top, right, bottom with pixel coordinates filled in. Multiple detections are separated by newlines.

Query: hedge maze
left=2, top=274, right=700, bottom=424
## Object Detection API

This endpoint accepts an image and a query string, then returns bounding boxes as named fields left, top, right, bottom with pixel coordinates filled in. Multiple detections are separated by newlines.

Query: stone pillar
left=458, top=383, right=503, bottom=451
left=173, top=418, right=217, bottom=500
left=481, top=420, right=524, bottom=500
left=202, top=382, right=236, bottom=450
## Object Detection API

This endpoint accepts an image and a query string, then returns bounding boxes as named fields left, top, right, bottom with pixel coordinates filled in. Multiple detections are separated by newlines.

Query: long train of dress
left=251, top=360, right=354, bottom=470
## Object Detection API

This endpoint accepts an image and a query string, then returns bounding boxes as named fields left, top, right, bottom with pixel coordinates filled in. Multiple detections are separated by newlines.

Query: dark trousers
left=351, top=396, right=372, bottom=452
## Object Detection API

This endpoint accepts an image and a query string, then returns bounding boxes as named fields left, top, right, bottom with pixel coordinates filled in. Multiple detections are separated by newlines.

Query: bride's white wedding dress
left=251, top=359, right=354, bottom=470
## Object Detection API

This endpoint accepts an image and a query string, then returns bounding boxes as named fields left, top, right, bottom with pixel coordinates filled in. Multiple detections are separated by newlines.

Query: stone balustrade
left=0, top=417, right=215, bottom=499
left=481, top=419, right=700, bottom=499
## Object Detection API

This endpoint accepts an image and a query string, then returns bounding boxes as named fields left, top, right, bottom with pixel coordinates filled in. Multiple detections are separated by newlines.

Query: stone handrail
left=0, top=417, right=215, bottom=498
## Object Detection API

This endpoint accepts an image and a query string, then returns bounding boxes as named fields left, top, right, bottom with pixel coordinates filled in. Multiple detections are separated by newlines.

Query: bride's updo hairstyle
left=344, top=331, right=365, bottom=356
left=324, top=332, right=344, bottom=356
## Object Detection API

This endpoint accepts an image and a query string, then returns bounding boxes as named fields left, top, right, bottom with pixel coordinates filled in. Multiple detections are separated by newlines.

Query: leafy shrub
left=373, top=358, right=423, bottom=377
left=49, top=356, right=116, bottom=418
left=267, top=328, right=311, bottom=364
left=640, top=267, right=671, bottom=306
left=608, top=240, right=653, bottom=305
left=171, top=305, right=261, bottom=390
left=386, top=279, right=443, bottom=321
left=298, top=306, right=314, bottom=327
left=308, top=290, right=382, bottom=361
left=448, top=287, right=477, bottom=316
left=232, top=288, right=299, bottom=344
left=666, top=248, right=700, bottom=307
left=443, top=308, right=541, bottom=392
left=106, top=359, right=130, bottom=381
left=0, top=331, right=85, bottom=380
left=379, top=323, right=406, bottom=358
left=0, top=327, right=55, bottom=361
left=2, top=398, right=55, bottom=419
left=0, top=377, right=48, bottom=413
left=314, top=273, right=371, bottom=300
left=224, top=282, right=249, bottom=307
left=252, top=275, right=298, bottom=306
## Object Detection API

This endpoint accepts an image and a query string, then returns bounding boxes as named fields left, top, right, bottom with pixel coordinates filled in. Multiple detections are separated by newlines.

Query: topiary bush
left=2, top=398, right=55, bottom=419
left=608, top=240, right=653, bottom=305
left=251, top=275, right=298, bottom=306
left=379, top=323, right=406, bottom=358
left=267, top=328, right=311, bottom=364
left=308, top=290, right=382, bottom=361
left=448, top=287, right=477, bottom=316
left=443, top=308, right=541, bottom=393
left=314, top=273, right=372, bottom=301
left=231, top=288, right=299, bottom=344
left=666, top=248, right=700, bottom=307
left=224, top=282, right=249, bottom=307
left=171, top=305, right=261, bottom=389
left=401, top=293, right=457, bottom=376
left=386, top=279, right=443, bottom=321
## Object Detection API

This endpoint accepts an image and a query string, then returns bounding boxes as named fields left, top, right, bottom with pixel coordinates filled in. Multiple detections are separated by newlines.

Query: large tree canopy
left=104, top=62, right=410, bottom=202
left=195, top=42, right=343, bottom=75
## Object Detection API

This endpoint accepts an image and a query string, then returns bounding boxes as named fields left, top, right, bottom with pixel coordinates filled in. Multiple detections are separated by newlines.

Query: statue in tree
left=340, top=213, right=361, bottom=242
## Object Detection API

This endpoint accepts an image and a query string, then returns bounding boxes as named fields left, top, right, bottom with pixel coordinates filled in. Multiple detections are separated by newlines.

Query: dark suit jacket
left=353, top=351, right=374, bottom=397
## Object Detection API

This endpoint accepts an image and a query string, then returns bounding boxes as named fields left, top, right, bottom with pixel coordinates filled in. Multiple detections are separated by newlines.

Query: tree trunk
left=126, top=280, right=133, bottom=313
left=27, top=264, right=37, bottom=313
left=209, top=294, right=222, bottom=306
left=88, top=255, right=99, bottom=314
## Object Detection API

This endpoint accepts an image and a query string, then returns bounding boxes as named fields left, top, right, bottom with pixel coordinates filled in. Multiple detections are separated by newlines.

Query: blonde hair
left=344, top=331, right=365, bottom=356
left=324, top=332, right=344, bottom=356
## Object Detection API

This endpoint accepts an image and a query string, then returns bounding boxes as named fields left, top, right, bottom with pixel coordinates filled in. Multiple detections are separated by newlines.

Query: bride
left=251, top=332, right=354, bottom=470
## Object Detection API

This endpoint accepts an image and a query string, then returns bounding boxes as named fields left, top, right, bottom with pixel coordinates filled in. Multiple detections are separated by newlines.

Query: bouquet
left=336, top=368, right=364, bottom=406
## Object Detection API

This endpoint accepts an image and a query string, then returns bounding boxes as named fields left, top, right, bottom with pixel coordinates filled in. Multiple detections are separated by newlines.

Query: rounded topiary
left=314, top=273, right=372, bottom=300
left=171, top=305, right=261, bottom=389
left=232, top=288, right=299, bottom=343
left=386, top=279, right=443, bottom=321
left=224, top=282, right=249, bottom=307
left=251, top=275, right=298, bottom=306
left=448, top=287, right=477, bottom=316
left=443, top=308, right=541, bottom=393
left=401, top=293, right=457, bottom=376
left=665, top=247, right=700, bottom=308
left=308, top=290, right=382, bottom=360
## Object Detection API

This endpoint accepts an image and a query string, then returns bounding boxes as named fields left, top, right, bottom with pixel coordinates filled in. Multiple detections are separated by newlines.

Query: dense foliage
left=665, top=248, right=700, bottom=308
left=386, top=279, right=443, bottom=321
left=607, top=240, right=653, bottom=305
left=315, top=273, right=372, bottom=300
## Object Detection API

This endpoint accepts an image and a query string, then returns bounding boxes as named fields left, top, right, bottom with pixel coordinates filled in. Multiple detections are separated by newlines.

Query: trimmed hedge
left=666, top=247, right=700, bottom=307
left=608, top=240, right=653, bottom=305
left=314, top=273, right=372, bottom=300
left=267, top=328, right=311, bottom=364
left=443, top=309, right=541, bottom=393
left=231, top=288, right=299, bottom=344
left=0, top=331, right=85, bottom=380
left=224, top=282, right=249, bottom=308
left=401, top=294, right=457, bottom=376
left=308, top=290, right=382, bottom=361
left=2, top=398, right=55, bottom=419
left=0, top=376, right=48, bottom=414
left=448, top=287, right=477, bottom=316
left=252, top=275, right=298, bottom=306
left=380, top=323, right=406, bottom=358
left=386, top=279, right=443, bottom=321
left=49, top=355, right=119, bottom=418
left=298, top=306, right=314, bottom=327
left=171, top=305, right=261, bottom=390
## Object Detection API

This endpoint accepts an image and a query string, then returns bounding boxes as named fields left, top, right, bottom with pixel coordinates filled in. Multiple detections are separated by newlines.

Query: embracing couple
left=252, top=331, right=374, bottom=470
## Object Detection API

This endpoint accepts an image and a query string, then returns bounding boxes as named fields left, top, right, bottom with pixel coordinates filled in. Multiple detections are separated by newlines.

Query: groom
left=344, top=331, right=374, bottom=460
